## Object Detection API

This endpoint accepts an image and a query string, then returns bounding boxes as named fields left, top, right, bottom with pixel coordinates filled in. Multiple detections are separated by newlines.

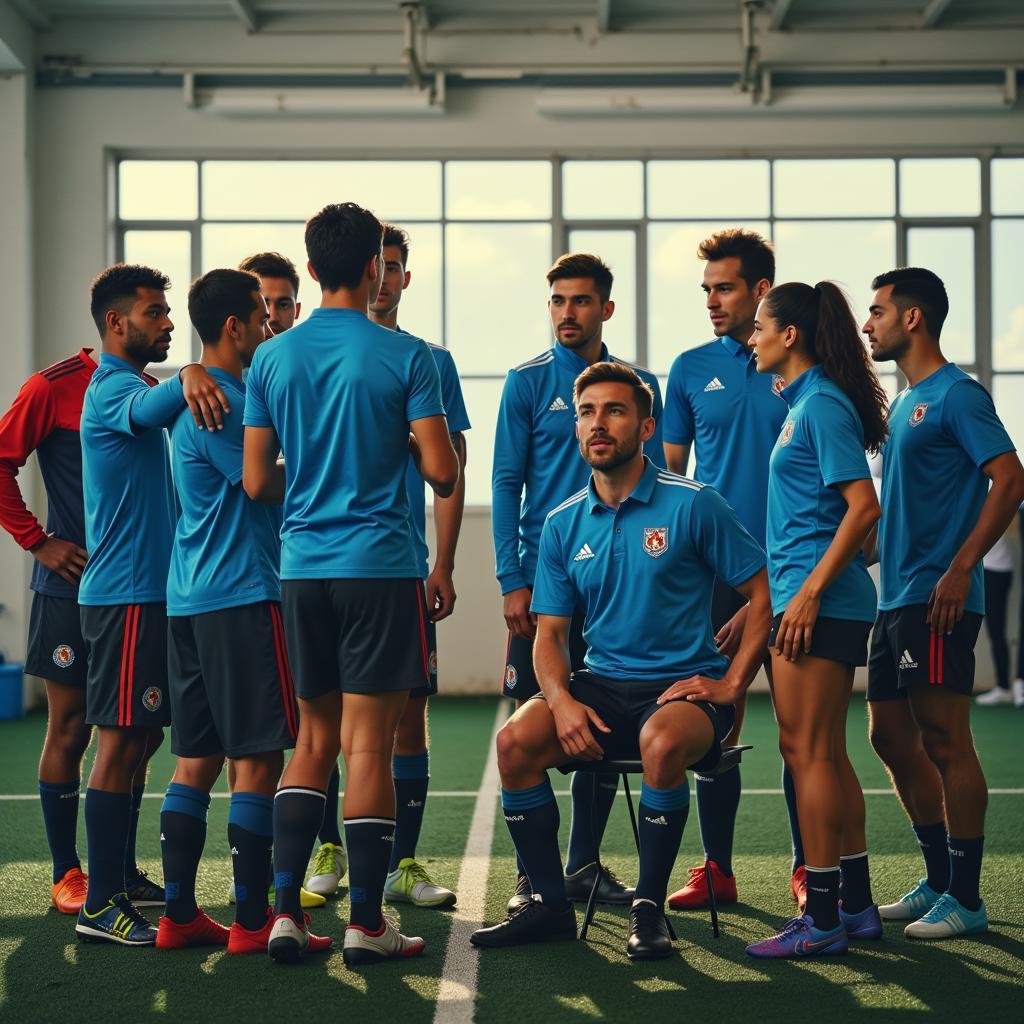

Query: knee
left=48, top=708, right=91, bottom=756
left=394, top=702, right=428, bottom=754
left=868, top=719, right=902, bottom=766
left=495, top=722, right=536, bottom=780
left=919, top=729, right=959, bottom=773
left=640, top=730, right=688, bottom=788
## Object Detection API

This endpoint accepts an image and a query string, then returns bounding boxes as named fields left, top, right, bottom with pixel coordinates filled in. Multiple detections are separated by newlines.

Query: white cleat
left=342, top=912, right=425, bottom=966
left=267, top=913, right=332, bottom=963
left=384, top=858, right=457, bottom=908
left=1013, top=678, right=1024, bottom=707
left=904, top=894, right=988, bottom=939
left=306, top=842, right=348, bottom=897
left=975, top=687, right=1013, bottom=706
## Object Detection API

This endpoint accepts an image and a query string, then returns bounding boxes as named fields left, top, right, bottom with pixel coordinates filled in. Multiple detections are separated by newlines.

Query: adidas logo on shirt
left=573, top=543, right=595, bottom=561
left=548, top=396, right=569, bottom=411
left=643, top=815, right=669, bottom=826
left=900, top=649, right=918, bottom=669
left=703, top=377, right=725, bottom=392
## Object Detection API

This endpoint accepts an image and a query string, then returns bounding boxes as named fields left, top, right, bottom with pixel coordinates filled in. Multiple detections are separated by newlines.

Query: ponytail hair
left=763, top=281, right=889, bottom=453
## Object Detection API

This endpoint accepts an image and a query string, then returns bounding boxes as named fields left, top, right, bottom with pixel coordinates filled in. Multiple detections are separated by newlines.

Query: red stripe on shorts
left=937, top=633, right=944, bottom=686
left=123, top=605, right=140, bottom=725
left=269, top=604, right=298, bottom=738
left=415, top=582, right=430, bottom=681
left=118, top=607, right=133, bottom=726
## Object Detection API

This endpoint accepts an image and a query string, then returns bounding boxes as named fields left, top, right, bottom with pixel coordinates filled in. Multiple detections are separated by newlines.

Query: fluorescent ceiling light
left=196, top=85, right=444, bottom=117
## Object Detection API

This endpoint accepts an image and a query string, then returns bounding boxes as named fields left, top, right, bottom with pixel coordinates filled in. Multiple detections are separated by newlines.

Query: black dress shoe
left=471, top=896, right=577, bottom=948
left=564, top=863, right=636, bottom=905
left=626, top=900, right=673, bottom=961
left=506, top=873, right=533, bottom=915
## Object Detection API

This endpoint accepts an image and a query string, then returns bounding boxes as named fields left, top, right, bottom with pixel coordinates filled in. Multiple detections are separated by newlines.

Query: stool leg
left=622, top=774, right=640, bottom=852
left=579, top=773, right=601, bottom=941
left=705, top=856, right=720, bottom=938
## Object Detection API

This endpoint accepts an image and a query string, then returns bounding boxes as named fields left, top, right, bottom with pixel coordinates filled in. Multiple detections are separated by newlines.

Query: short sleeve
left=436, top=350, right=471, bottom=433
left=805, top=394, right=871, bottom=487
left=406, top=341, right=446, bottom=423
left=530, top=517, right=577, bottom=617
left=689, top=485, right=766, bottom=588
left=663, top=355, right=695, bottom=445
left=943, top=379, right=1015, bottom=468
left=242, top=351, right=272, bottom=428
left=94, top=372, right=143, bottom=437
left=201, top=409, right=245, bottom=485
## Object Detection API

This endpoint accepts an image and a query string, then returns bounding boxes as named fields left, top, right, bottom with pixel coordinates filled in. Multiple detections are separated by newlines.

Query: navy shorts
left=409, top=618, right=438, bottom=700
left=25, top=593, right=88, bottom=689
left=502, top=604, right=586, bottom=700
left=769, top=614, right=873, bottom=668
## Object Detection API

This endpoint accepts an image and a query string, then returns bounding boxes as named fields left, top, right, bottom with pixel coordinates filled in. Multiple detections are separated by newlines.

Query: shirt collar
left=720, top=334, right=750, bottom=359
left=553, top=340, right=610, bottom=374
left=587, top=456, right=661, bottom=513
left=99, top=352, right=141, bottom=375
left=310, top=307, right=365, bottom=319
left=780, top=363, right=825, bottom=406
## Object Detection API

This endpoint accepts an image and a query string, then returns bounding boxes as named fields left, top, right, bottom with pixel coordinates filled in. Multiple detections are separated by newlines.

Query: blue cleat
left=878, top=878, right=941, bottom=921
left=76, top=893, right=157, bottom=946
left=839, top=902, right=883, bottom=940
left=904, top=893, right=988, bottom=940
left=745, top=914, right=848, bottom=959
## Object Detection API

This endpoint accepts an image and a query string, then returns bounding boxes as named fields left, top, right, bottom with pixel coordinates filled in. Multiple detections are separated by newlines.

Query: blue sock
left=947, top=835, right=984, bottom=911
left=160, top=783, right=210, bottom=924
left=317, top=764, right=343, bottom=846
left=565, top=770, right=618, bottom=875
left=273, top=787, right=326, bottom=921
left=391, top=752, right=430, bottom=871
left=39, top=779, right=81, bottom=883
left=228, top=792, right=273, bottom=931
left=782, top=765, right=805, bottom=873
left=502, top=779, right=567, bottom=909
left=345, top=816, right=396, bottom=930
left=694, top=765, right=740, bottom=877
left=635, top=781, right=690, bottom=907
left=913, top=821, right=950, bottom=893
left=124, top=785, right=145, bottom=883
left=84, top=788, right=132, bottom=913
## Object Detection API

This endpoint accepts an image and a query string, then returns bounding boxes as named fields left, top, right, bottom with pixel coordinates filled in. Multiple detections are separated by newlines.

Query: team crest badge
left=778, top=421, right=795, bottom=447
left=142, top=686, right=163, bottom=712
left=909, top=402, right=928, bottom=427
left=643, top=527, right=669, bottom=559
left=772, top=375, right=786, bottom=397
left=51, top=644, right=75, bottom=669
left=504, top=664, right=518, bottom=690
left=429, top=650, right=438, bottom=675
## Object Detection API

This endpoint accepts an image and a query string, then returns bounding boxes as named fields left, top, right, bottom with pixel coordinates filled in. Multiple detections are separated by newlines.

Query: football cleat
left=343, top=912, right=426, bottom=966
left=839, top=902, right=883, bottom=940
left=904, top=893, right=988, bottom=940
left=156, top=909, right=230, bottom=950
left=230, top=881, right=327, bottom=909
left=668, top=860, right=737, bottom=910
left=878, top=878, right=942, bottom=921
left=506, top=873, right=533, bottom=915
left=745, top=914, right=848, bottom=959
left=267, top=913, right=333, bottom=963
left=51, top=866, right=88, bottom=915
left=471, top=895, right=577, bottom=949
left=384, top=858, right=456, bottom=909
left=564, top=862, right=634, bottom=905
left=230, top=909, right=322, bottom=955
left=306, top=842, right=348, bottom=897
left=76, top=893, right=157, bottom=946
left=626, top=900, right=673, bottom=961
left=125, top=869, right=165, bottom=907
left=791, top=865, right=807, bottom=913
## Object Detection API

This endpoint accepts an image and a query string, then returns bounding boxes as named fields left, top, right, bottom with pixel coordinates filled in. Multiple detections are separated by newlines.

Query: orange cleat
left=51, top=866, right=88, bottom=915
left=667, top=860, right=738, bottom=910
left=791, top=865, right=807, bottom=913
left=156, top=909, right=230, bottom=950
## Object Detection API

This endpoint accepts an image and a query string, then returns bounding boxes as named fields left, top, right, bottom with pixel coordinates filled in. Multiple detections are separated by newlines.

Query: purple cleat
left=745, top=914, right=848, bottom=959
left=839, top=902, right=883, bottom=940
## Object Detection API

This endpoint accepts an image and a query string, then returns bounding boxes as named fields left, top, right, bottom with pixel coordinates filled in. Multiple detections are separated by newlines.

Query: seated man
left=471, top=361, right=772, bottom=961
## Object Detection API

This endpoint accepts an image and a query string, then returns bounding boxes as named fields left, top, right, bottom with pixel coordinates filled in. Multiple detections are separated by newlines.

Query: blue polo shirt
left=167, top=370, right=281, bottom=616
left=766, top=365, right=876, bottom=622
left=532, top=458, right=766, bottom=682
left=492, top=343, right=665, bottom=595
left=243, top=307, right=445, bottom=580
left=664, top=336, right=788, bottom=546
left=79, top=353, right=184, bottom=606
left=879, top=363, right=1014, bottom=614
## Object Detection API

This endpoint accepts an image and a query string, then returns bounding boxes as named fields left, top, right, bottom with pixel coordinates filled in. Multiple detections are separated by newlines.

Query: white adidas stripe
left=514, top=352, right=554, bottom=371
left=547, top=488, right=589, bottom=517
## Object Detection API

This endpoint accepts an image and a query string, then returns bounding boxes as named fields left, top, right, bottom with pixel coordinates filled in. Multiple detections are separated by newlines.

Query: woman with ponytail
left=744, top=280, right=888, bottom=959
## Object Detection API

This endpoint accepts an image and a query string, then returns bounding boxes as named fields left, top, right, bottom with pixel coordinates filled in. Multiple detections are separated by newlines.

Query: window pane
left=899, top=158, right=981, bottom=217
left=563, top=161, right=643, bottom=220
left=773, top=160, right=895, bottom=217
left=992, top=158, right=1024, bottom=215
left=119, top=161, right=198, bottom=221
left=905, top=227, right=975, bottom=365
left=460, top=378, right=505, bottom=505
left=122, top=231, right=193, bottom=367
left=445, top=224, right=552, bottom=374
left=647, top=160, right=769, bottom=219
left=993, top=220, right=1024, bottom=370
left=992, top=376, right=1024, bottom=453
left=567, top=229, right=636, bottom=362
left=445, top=162, right=551, bottom=220
left=647, top=221, right=771, bottom=377
left=390, top=223, right=443, bottom=345
left=201, top=161, right=442, bottom=220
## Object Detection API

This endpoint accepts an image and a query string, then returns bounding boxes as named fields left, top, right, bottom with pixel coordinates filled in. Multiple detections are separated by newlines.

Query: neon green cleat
left=228, top=880, right=326, bottom=909
left=306, top=842, right=348, bottom=897
left=384, top=858, right=456, bottom=909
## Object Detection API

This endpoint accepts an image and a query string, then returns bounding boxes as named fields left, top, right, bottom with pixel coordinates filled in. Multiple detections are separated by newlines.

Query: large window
left=116, top=155, right=1024, bottom=504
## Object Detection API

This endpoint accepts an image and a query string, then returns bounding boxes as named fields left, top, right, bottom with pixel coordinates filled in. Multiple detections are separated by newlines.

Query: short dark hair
left=89, top=263, right=170, bottom=337
left=304, top=202, right=383, bottom=293
left=238, top=251, right=299, bottom=297
left=573, top=361, right=653, bottom=420
left=188, top=269, right=262, bottom=345
left=870, top=266, right=949, bottom=338
left=381, top=224, right=410, bottom=267
left=698, top=228, right=775, bottom=289
left=547, top=253, right=614, bottom=304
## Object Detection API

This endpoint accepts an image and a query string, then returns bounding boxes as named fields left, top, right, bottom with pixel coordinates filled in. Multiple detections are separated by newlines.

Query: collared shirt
left=663, top=335, right=788, bottom=546
left=243, top=307, right=445, bottom=580
left=767, top=365, right=876, bottom=622
left=531, top=457, right=766, bottom=682
left=491, top=342, right=665, bottom=595
left=879, top=363, right=1014, bottom=614
left=167, top=370, right=281, bottom=617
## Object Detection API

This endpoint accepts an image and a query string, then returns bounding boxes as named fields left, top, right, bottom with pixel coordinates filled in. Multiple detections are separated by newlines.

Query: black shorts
left=25, top=593, right=88, bottom=689
left=168, top=602, right=299, bottom=758
left=281, top=578, right=430, bottom=699
left=502, top=605, right=586, bottom=700
left=769, top=614, right=872, bottom=667
left=867, top=604, right=984, bottom=701
left=540, top=669, right=736, bottom=774
left=409, top=618, right=438, bottom=700
left=81, top=603, right=170, bottom=728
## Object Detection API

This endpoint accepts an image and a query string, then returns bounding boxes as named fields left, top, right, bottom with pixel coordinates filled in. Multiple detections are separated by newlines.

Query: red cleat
left=228, top=908, right=274, bottom=955
left=51, top=866, right=88, bottom=915
left=791, top=865, right=807, bottom=913
left=156, top=908, right=230, bottom=950
left=667, top=860, right=738, bottom=910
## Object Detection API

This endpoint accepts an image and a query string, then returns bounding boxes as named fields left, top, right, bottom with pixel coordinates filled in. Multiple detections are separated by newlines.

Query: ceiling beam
left=227, top=0, right=259, bottom=34
left=596, top=0, right=611, bottom=34
left=768, top=0, right=794, bottom=31
left=9, top=0, right=52, bottom=31
left=921, top=0, right=954, bottom=28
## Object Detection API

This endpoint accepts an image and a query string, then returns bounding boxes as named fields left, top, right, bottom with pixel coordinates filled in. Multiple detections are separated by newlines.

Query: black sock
left=39, top=779, right=81, bottom=883
left=317, top=764, right=343, bottom=846
left=947, top=835, right=984, bottom=911
left=805, top=866, right=841, bottom=930
left=839, top=852, right=873, bottom=914
left=564, top=770, right=618, bottom=875
left=272, top=787, right=326, bottom=920
left=345, top=816, right=396, bottom=930
left=124, top=785, right=145, bottom=882
left=694, top=765, right=740, bottom=877
left=501, top=779, right=567, bottom=910
left=912, top=821, right=950, bottom=892
left=390, top=753, right=429, bottom=871
left=228, top=792, right=273, bottom=931
left=782, top=765, right=805, bottom=873
left=635, top=781, right=690, bottom=907
left=83, top=788, right=131, bottom=913
left=160, top=783, right=210, bottom=924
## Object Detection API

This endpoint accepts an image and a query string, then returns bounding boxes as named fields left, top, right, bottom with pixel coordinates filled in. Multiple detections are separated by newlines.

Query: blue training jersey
left=491, top=342, right=664, bottom=595
left=879, top=363, right=1014, bottom=614
left=243, top=307, right=445, bottom=580
left=167, top=369, right=281, bottom=617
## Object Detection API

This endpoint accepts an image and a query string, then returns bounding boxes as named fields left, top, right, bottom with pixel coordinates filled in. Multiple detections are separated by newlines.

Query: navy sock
left=124, top=785, right=145, bottom=882
left=565, top=771, right=618, bottom=875
left=805, top=866, right=841, bottom=930
left=39, top=779, right=81, bottom=883
left=317, top=764, right=343, bottom=846
left=272, top=787, right=326, bottom=920
left=515, top=852, right=527, bottom=879
left=345, top=816, right=396, bottom=930
left=502, top=779, right=567, bottom=910
left=694, top=765, right=740, bottom=877
left=160, top=783, right=210, bottom=925
left=839, top=852, right=873, bottom=914
left=635, top=781, right=690, bottom=907
left=83, top=788, right=131, bottom=913
left=912, top=821, right=950, bottom=892
left=782, top=765, right=805, bottom=873
left=390, top=753, right=429, bottom=871
left=947, top=835, right=984, bottom=911
left=228, top=792, right=273, bottom=931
